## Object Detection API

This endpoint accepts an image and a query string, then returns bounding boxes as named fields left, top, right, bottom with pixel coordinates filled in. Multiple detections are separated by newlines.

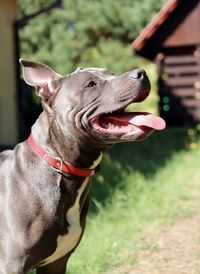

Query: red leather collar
left=27, top=134, right=96, bottom=177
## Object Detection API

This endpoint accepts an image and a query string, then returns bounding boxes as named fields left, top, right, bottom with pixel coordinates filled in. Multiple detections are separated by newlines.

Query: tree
left=17, top=0, right=166, bottom=75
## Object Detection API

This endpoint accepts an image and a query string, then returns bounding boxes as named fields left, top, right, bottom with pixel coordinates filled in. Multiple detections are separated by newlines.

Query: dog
left=0, top=59, right=165, bottom=273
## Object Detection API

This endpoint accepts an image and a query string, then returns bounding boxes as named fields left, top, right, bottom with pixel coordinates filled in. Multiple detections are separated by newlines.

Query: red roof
left=132, top=0, right=182, bottom=52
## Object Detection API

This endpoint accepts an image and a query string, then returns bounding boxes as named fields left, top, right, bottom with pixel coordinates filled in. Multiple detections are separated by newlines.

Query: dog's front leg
left=36, top=256, right=69, bottom=274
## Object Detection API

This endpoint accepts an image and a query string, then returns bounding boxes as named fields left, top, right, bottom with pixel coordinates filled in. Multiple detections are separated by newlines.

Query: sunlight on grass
left=68, top=128, right=200, bottom=274
left=29, top=128, right=200, bottom=274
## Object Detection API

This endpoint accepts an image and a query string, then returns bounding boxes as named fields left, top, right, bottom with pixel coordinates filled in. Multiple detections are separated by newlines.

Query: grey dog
left=0, top=59, right=165, bottom=273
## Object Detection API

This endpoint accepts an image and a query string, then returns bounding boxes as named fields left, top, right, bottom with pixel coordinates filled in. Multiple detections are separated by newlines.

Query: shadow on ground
left=91, top=127, right=194, bottom=212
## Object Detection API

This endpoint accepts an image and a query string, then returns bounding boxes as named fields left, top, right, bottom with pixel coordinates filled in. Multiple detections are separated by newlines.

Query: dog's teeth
left=103, top=121, right=135, bottom=132
left=108, top=123, right=113, bottom=128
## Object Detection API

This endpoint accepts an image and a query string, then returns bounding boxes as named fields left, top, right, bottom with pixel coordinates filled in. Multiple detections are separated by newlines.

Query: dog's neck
left=31, top=111, right=107, bottom=170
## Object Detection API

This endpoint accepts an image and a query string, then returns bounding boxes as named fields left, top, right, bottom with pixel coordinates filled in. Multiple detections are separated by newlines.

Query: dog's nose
left=130, top=69, right=146, bottom=80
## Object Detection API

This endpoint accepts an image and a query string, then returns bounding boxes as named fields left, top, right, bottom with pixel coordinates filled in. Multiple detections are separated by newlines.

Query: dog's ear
left=20, top=59, right=62, bottom=101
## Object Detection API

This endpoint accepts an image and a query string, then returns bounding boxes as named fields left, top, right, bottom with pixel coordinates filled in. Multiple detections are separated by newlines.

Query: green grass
left=29, top=126, right=200, bottom=274
left=67, top=127, right=200, bottom=274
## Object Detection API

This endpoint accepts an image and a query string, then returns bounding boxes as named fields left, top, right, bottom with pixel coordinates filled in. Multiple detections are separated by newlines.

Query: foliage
left=18, top=0, right=167, bottom=75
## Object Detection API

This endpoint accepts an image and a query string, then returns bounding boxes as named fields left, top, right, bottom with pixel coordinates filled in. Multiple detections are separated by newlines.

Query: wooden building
left=132, top=0, right=200, bottom=126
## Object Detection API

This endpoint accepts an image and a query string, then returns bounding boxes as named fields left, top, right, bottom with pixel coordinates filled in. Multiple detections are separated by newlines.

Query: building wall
left=0, top=0, right=18, bottom=145
left=164, top=0, right=200, bottom=47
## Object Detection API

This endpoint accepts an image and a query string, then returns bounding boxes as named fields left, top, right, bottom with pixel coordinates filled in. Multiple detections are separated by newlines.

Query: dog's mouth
left=88, top=74, right=166, bottom=142
left=90, top=110, right=166, bottom=142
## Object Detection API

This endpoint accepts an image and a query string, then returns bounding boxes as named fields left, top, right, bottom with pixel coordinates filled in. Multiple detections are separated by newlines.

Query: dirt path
left=110, top=168, right=200, bottom=274
left=130, top=214, right=200, bottom=274
left=112, top=209, right=200, bottom=274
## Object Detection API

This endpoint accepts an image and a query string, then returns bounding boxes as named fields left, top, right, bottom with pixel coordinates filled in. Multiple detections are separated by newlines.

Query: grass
left=29, top=126, right=200, bottom=273
left=66, top=127, right=200, bottom=274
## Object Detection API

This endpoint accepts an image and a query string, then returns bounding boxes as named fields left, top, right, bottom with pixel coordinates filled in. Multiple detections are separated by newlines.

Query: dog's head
left=20, top=59, right=165, bottom=145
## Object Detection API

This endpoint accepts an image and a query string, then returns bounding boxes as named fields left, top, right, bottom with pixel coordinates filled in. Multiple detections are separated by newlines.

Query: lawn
left=66, top=126, right=200, bottom=273
left=29, top=126, right=200, bottom=273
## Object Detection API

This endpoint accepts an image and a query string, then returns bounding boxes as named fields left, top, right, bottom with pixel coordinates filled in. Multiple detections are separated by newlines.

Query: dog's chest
left=40, top=178, right=89, bottom=266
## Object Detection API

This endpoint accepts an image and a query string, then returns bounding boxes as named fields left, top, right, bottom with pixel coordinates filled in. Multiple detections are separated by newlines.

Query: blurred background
left=2, top=0, right=200, bottom=145
left=1, top=0, right=200, bottom=273
left=0, top=0, right=166, bottom=144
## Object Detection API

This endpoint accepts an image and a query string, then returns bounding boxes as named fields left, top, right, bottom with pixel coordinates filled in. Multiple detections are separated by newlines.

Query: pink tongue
left=129, top=113, right=166, bottom=130
left=106, top=112, right=166, bottom=131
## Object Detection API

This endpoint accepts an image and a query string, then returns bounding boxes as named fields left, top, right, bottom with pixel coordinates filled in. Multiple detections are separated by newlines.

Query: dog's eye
left=86, top=81, right=97, bottom=88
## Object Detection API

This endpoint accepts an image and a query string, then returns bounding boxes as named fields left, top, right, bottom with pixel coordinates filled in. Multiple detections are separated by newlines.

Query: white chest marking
left=41, top=178, right=89, bottom=266
left=90, top=152, right=103, bottom=169
left=40, top=153, right=103, bottom=266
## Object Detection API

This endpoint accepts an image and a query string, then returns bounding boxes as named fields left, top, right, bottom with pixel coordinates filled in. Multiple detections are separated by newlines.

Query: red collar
left=27, top=134, right=97, bottom=177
